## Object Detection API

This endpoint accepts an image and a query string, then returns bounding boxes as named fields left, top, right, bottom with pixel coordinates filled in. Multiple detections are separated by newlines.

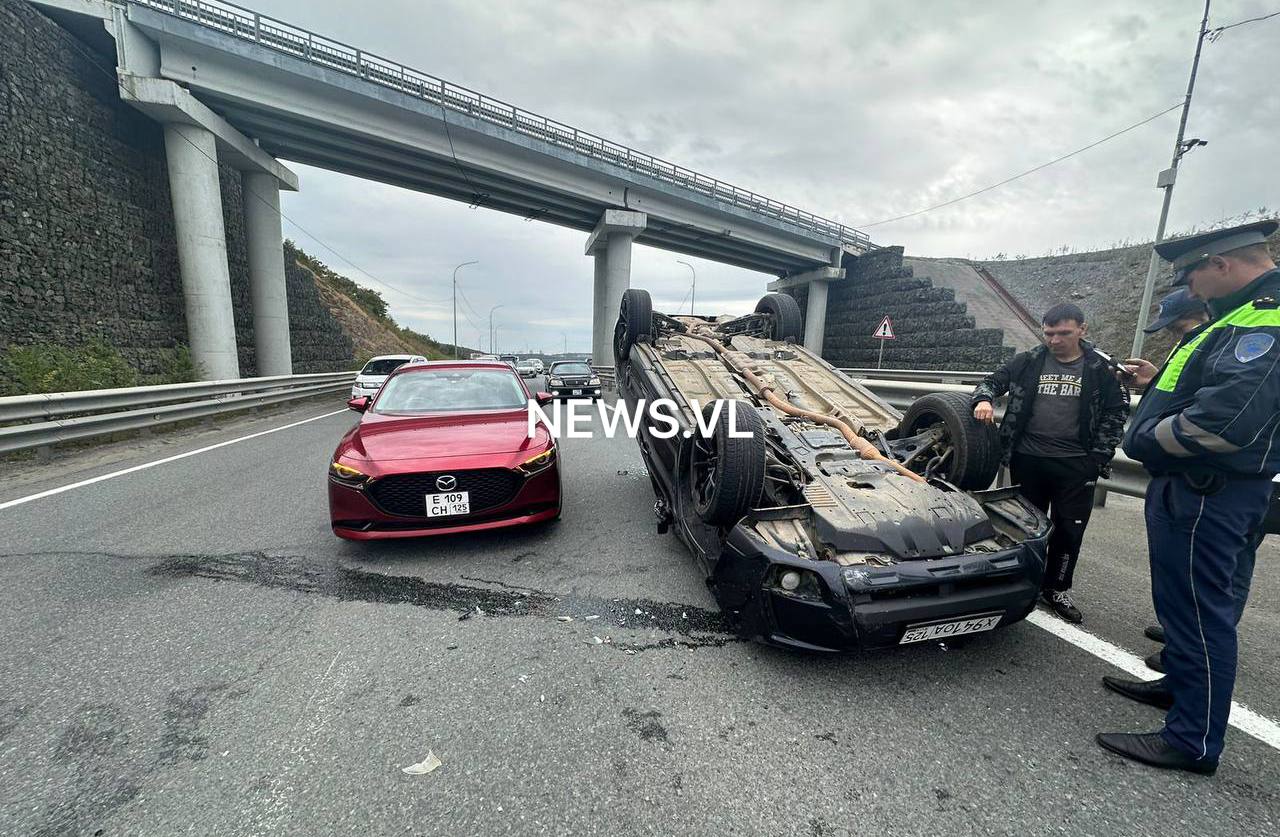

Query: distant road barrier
left=592, top=364, right=1148, bottom=501
left=0, top=372, right=356, bottom=456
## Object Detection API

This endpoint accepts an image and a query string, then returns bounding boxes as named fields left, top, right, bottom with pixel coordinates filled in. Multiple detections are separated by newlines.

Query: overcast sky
left=260, top=0, right=1280, bottom=354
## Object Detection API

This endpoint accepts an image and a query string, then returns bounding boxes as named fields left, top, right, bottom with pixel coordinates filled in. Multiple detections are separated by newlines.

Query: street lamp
left=562, top=332, right=568, bottom=356
left=489, top=304, right=505, bottom=354
left=452, top=260, right=478, bottom=358
left=677, top=260, right=696, bottom=314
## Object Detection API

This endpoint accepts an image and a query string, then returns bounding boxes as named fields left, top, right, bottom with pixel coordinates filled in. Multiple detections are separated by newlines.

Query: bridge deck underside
left=206, top=98, right=812, bottom=276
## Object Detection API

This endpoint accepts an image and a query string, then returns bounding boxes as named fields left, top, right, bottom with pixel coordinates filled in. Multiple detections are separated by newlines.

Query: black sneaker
left=1041, top=590, right=1083, bottom=624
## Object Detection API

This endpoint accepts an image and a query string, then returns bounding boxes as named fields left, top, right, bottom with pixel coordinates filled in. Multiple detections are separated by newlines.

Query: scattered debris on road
left=402, top=750, right=442, bottom=775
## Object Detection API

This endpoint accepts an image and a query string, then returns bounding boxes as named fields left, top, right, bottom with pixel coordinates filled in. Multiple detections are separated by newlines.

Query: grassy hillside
left=285, top=241, right=472, bottom=364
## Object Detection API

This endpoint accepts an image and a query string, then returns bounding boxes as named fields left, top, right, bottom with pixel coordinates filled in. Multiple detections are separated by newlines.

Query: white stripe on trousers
left=1185, top=494, right=1213, bottom=760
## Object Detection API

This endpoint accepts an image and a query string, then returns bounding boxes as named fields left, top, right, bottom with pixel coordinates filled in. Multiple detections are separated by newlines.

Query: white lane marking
left=0, top=409, right=348, bottom=512
left=1026, top=610, right=1280, bottom=751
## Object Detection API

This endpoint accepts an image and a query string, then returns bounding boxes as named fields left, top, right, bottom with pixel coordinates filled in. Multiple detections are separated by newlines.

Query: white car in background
left=350, top=354, right=427, bottom=398
left=516, top=359, right=540, bottom=378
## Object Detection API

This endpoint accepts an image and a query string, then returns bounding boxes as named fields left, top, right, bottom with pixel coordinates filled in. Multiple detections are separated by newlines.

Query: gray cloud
left=262, top=0, right=1279, bottom=351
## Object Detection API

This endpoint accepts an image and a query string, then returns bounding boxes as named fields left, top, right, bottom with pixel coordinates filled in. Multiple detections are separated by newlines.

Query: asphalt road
left=1, top=388, right=1278, bottom=836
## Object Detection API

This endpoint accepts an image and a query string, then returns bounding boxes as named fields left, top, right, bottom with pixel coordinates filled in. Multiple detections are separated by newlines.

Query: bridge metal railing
left=0, top=371, right=355, bottom=456
left=128, top=0, right=872, bottom=250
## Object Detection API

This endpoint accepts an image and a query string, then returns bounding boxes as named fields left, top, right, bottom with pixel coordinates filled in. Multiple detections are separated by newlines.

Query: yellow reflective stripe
left=1155, top=327, right=1219, bottom=392
left=1154, top=301, right=1280, bottom=392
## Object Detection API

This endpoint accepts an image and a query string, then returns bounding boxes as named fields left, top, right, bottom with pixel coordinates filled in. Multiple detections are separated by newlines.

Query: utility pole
left=677, top=260, right=696, bottom=314
left=1131, top=0, right=1211, bottom=358
left=452, top=260, right=478, bottom=358
left=562, top=332, right=568, bottom=356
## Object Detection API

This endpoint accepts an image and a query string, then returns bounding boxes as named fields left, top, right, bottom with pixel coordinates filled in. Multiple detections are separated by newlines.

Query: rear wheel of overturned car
left=754, top=292, right=803, bottom=343
left=688, top=400, right=767, bottom=526
left=899, top=391, right=1001, bottom=490
left=613, top=288, right=653, bottom=366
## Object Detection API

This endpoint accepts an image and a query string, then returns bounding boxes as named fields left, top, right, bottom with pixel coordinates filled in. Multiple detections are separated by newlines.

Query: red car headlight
left=330, top=461, right=369, bottom=484
left=517, top=446, right=557, bottom=474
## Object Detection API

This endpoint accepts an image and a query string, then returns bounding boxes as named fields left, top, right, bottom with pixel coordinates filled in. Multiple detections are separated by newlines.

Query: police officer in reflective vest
left=1096, top=219, right=1279, bottom=775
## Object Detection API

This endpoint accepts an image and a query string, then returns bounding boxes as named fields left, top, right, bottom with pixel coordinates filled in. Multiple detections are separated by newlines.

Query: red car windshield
left=372, top=368, right=526, bottom=414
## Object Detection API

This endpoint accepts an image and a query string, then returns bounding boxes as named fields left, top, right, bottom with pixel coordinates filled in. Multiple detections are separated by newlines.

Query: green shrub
left=0, top=339, right=140, bottom=395
left=143, top=345, right=199, bottom=386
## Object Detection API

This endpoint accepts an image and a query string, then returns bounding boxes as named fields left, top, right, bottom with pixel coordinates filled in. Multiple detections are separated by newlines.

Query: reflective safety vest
left=1155, top=300, right=1280, bottom=392
left=1123, top=270, right=1280, bottom=477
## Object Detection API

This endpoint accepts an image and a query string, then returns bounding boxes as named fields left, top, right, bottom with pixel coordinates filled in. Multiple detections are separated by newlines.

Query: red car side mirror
left=347, top=396, right=371, bottom=412
left=535, top=391, right=554, bottom=405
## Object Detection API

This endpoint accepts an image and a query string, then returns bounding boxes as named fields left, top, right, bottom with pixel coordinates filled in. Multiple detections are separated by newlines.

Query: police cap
left=1157, top=219, right=1278, bottom=286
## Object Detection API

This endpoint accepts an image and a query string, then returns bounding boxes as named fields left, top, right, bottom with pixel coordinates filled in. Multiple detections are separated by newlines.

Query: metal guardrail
left=129, top=0, right=873, bottom=250
left=840, top=367, right=989, bottom=385
left=595, top=364, right=1150, bottom=499
left=0, top=372, right=356, bottom=455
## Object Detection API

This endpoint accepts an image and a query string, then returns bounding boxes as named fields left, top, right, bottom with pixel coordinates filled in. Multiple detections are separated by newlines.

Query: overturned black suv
left=613, top=288, right=1050, bottom=652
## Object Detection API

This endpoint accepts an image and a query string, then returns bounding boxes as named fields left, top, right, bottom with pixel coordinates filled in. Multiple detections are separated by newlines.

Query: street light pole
left=452, top=260, right=478, bottom=359
left=1131, top=0, right=1211, bottom=359
left=562, top=332, right=568, bottom=355
left=489, top=304, right=505, bottom=354
left=677, top=260, right=696, bottom=314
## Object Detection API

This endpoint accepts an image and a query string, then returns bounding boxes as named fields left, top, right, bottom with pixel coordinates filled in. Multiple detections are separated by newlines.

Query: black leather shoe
left=1102, top=675, right=1173, bottom=710
left=1145, top=651, right=1165, bottom=673
left=1144, top=624, right=1165, bottom=643
left=1096, top=732, right=1217, bottom=775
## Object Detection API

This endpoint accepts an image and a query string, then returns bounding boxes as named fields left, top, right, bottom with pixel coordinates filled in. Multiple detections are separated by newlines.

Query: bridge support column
left=243, top=172, right=293, bottom=376
left=803, top=279, right=832, bottom=355
left=163, top=123, right=240, bottom=380
left=766, top=265, right=845, bottom=357
left=585, top=210, right=647, bottom=367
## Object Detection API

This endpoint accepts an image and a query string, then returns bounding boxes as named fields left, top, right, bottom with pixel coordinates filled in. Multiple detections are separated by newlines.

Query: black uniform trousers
left=1147, top=473, right=1272, bottom=762
left=1009, top=452, right=1096, bottom=592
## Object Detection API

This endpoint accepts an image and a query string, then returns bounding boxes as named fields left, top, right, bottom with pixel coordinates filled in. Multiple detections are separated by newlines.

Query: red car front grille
left=367, top=469, right=523, bottom=517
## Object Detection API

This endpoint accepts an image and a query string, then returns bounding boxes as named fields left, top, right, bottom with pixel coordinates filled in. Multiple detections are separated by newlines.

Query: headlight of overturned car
left=768, top=566, right=825, bottom=601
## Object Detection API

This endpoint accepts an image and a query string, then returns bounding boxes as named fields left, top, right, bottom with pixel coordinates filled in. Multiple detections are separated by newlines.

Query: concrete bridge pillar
left=163, top=123, right=240, bottom=380
left=767, top=265, right=845, bottom=357
left=243, top=172, right=293, bottom=376
left=585, top=210, right=647, bottom=367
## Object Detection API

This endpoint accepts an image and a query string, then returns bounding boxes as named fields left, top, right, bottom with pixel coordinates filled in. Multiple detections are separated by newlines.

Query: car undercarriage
left=613, top=288, right=1050, bottom=651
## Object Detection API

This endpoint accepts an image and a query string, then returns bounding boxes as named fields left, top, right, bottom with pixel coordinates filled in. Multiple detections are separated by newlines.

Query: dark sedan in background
left=546, top=360, right=601, bottom=399
left=329, top=361, right=561, bottom=539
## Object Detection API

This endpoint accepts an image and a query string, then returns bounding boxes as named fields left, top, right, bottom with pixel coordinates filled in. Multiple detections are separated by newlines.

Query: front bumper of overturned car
left=710, top=525, right=1048, bottom=653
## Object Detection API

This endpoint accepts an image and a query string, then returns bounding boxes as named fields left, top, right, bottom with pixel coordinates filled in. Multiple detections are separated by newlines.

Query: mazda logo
left=435, top=475, right=457, bottom=491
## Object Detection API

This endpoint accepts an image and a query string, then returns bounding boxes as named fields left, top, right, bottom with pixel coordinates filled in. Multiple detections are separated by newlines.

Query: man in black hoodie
left=971, top=303, right=1130, bottom=623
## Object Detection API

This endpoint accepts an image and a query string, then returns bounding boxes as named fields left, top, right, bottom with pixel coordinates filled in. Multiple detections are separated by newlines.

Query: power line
left=855, top=102, right=1184, bottom=229
left=1207, top=10, right=1280, bottom=40
left=57, top=29, right=454, bottom=311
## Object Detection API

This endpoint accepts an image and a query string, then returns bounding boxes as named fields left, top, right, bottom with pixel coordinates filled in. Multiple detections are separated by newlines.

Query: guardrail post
left=305, top=33, right=312, bottom=60
left=1093, top=484, right=1109, bottom=507
left=253, top=12, right=260, bottom=41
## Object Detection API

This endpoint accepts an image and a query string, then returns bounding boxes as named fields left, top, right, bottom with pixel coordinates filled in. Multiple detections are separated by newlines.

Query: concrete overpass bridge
left=32, top=0, right=873, bottom=375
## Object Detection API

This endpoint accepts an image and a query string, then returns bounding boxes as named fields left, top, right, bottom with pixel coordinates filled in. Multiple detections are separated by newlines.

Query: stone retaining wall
left=785, top=247, right=1016, bottom=369
left=0, top=0, right=353, bottom=383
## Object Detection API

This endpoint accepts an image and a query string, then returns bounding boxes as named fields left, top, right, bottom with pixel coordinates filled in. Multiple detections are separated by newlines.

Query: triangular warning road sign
left=873, top=316, right=895, bottom=339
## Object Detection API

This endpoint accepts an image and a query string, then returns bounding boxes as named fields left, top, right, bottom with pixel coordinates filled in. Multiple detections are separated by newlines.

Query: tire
left=754, top=293, right=803, bottom=343
left=688, top=400, right=767, bottom=526
left=899, top=391, right=1001, bottom=489
left=613, top=288, right=653, bottom=365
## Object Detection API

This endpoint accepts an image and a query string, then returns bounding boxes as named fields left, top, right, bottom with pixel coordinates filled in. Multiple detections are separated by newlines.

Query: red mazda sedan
left=328, top=360, right=561, bottom=540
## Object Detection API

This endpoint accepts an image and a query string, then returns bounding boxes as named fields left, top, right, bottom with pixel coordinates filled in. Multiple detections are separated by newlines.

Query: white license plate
left=899, top=612, right=1003, bottom=644
left=572, top=389, right=582, bottom=395
left=426, top=491, right=470, bottom=517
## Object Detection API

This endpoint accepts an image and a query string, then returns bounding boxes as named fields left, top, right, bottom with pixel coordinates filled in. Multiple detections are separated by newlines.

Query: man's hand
left=1120, top=358, right=1159, bottom=388
left=973, top=401, right=995, bottom=424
